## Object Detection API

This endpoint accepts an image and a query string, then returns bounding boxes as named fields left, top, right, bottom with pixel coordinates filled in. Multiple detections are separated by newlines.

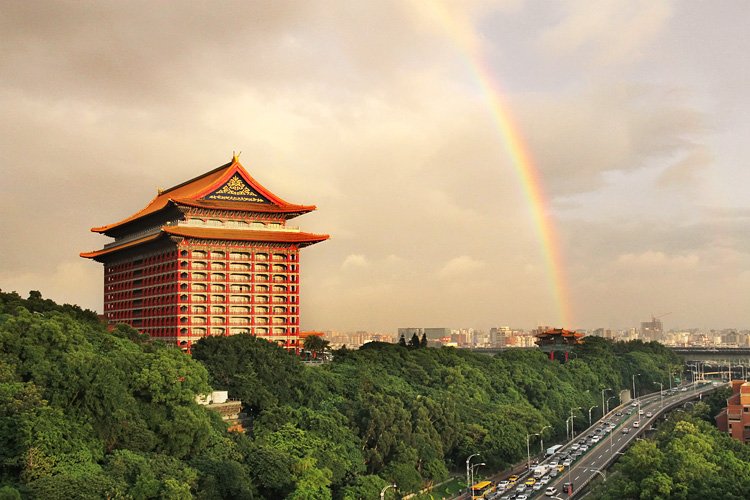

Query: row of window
left=180, top=261, right=294, bottom=272
left=182, top=218, right=286, bottom=230
left=179, top=249, right=296, bottom=261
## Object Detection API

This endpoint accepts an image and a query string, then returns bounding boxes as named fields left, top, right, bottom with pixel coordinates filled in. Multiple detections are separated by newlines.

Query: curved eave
left=90, top=157, right=315, bottom=234
left=163, top=226, right=329, bottom=247
left=80, top=233, right=164, bottom=262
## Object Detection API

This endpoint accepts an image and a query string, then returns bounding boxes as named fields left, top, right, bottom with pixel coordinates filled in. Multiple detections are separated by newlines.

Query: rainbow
left=427, top=3, right=573, bottom=327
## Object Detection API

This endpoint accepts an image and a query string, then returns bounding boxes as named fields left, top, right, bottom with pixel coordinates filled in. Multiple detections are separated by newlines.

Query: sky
left=1, top=0, right=749, bottom=333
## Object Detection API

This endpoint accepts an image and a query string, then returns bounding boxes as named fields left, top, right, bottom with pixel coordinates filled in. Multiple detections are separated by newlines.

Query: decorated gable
left=204, top=174, right=271, bottom=203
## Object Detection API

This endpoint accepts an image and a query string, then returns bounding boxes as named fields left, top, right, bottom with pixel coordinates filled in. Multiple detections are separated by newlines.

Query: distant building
left=535, top=328, right=584, bottom=361
left=641, top=316, right=664, bottom=342
left=81, top=156, right=328, bottom=353
left=716, top=380, right=750, bottom=443
left=196, top=391, right=245, bottom=432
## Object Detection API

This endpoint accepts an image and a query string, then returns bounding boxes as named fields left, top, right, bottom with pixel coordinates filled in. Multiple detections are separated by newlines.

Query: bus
left=471, top=480, right=495, bottom=499
left=546, top=444, right=563, bottom=456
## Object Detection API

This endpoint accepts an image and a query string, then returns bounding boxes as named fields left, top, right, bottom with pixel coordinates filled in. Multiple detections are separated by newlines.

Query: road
left=494, top=380, right=723, bottom=500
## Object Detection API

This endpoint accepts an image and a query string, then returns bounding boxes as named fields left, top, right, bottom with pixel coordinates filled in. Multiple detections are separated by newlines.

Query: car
left=631, top=401, right=638, bottom=407
left=638, top=409, right=644, bottom=415
left=525, top=477, right=536, bottom=487
left=615, top=411, right=623, bottom=416
left=633, top=421, right=640, bottom=428
left=497, top=480, right=509, bottom=490
left=569, top=443, right=579, bottom=451
left=627, top=409, right=634, bottom=415
left=563, top=459, right=572, bottom=467
left=557, top=464, right=565, bottom=472
left=622, top=427, right=630, bottom=434
left=545, top=486, right=558, bottom=497
left=579, top=444, right=589, bottom=452
left=533, top=483, right=544, bottom=491
left=646, top=412, right=653, bottom=417
left=540, top=476, right=551, bottom=485
left=549, top=469, right=559, bottom=478
left=508, top=475, right=519, bottom=484
left=516, top=483, right=527, bottom=493
left=548, top=460, right=558, bottom=468
left=517, top=495, right=529, bottom=500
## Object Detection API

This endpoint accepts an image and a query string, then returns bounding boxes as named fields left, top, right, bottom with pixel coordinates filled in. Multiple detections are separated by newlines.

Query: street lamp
left=471, top=462, right=485, bottom=492
left=606, top=396, right=617, bottom=414
left=656, top=382, right=664, bottom=407
left=466, top=453, right=480, bottom=494
left=588, top=405, right=598, bottom=426
left=637, top=400, right=642, bottom=425
left=601, top=388, right=612, bottom=418
left=526, top=433, right=539, bottom=471
left=570, top=407, right=582, bottom=440
left=380, top=483, right=397, bottom=500
left=539, top=425, right=552, bottom=455
left=632, top=373, right=640, bottom=400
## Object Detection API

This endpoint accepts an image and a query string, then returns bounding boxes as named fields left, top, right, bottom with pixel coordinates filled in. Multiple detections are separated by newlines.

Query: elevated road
left=493, top=381, right=723, bottom=499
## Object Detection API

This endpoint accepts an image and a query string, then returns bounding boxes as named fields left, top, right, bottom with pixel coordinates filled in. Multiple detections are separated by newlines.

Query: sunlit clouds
left=1, top=1, right=749, bottom=332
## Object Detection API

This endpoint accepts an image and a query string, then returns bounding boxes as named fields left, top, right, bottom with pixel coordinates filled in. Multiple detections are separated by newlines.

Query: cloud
left=616, top=250, right=699, bottom=269
left=657, top=146, right=712, bottom=189
left=438, top=255, right=486, bottom=279
left=538, top=0, right=674, bottom=66
left=341, top=254, right=369, bottom=269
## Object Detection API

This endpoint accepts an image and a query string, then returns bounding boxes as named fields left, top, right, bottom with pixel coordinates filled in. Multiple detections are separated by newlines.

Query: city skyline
left=2, top=2, right=749, bottom=332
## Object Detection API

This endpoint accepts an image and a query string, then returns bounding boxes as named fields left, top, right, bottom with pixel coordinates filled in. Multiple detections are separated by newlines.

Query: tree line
left=0, top=290, right=690, bottom=499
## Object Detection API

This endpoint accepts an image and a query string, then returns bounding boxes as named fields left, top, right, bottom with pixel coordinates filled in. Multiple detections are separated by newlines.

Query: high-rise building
left=81, top=156, right=328, bottom=353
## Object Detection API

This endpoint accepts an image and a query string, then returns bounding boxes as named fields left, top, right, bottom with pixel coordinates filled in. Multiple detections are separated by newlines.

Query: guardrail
left=570, top=382, right=724, bottom=498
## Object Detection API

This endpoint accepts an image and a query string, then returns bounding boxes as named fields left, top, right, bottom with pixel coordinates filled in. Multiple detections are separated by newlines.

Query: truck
left=545, top=444, right=563, bottom=457
left=533, top=464, right=550, bottom=478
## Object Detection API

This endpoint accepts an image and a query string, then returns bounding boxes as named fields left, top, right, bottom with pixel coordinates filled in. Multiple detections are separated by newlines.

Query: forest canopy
left=0, top=290, right=684, bottom=499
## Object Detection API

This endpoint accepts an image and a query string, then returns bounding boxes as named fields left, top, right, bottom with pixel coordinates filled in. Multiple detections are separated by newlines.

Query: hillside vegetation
left=0, top=290, right=681, bottom=499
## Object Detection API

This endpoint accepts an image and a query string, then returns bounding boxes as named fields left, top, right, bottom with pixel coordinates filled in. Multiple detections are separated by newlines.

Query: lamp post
left=637, top=400, right=641, bottom=425
left=606, top=396, right=617, bottom=414
left=526, top=433, right=539, bottom=471
left=601, top=388, right=612, bottom=418
left=656, top=382, right=664, bottom=407
left=471, top=462, right=485, bottom=493
left=632, top=373, right=640, bottom=400
left=588, top=405, right=598, bottom=426
left=466, top=453, right=480, bottom=494
left=570, top=407, right=582, bottom=440
left=380, top=483, right=397, bottom=500
left=539, top=425, right=552, bottom=455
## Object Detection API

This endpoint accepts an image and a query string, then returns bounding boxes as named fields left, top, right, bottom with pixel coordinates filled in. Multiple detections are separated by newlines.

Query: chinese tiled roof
left=80, top=233, right=165, bottom=260
left=91, top=157, right=316, bottom=234
left=80, top=226, right=329, bottom=261
left=162, top=226, right=329, bottom=246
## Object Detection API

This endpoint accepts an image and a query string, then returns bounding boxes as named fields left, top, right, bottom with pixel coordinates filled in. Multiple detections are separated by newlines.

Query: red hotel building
left=81, top=156, right=328, bottom=352
left=715, top=379, right=750, bottom=443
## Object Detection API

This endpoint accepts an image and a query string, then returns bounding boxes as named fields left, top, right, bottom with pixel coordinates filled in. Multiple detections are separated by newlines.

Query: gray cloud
left=1, top=1, right=748, bottom=332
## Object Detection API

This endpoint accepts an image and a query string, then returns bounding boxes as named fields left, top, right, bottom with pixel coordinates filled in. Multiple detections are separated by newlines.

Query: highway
left=493, top=380, right=723, bottom=499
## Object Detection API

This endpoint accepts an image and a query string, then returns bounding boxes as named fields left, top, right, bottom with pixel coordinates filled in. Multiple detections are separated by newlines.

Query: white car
left=646, top=412, right=653, bottom=417
left=497, top=480, right=509, bottom=491
left=545, top=486, right=558, bottom=496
